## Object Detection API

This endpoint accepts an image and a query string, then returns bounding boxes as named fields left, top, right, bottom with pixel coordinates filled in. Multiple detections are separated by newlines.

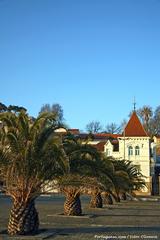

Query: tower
left=118, top=111, right=151, bottom=195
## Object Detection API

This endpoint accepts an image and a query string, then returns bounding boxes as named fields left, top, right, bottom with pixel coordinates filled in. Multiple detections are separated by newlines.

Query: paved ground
left=0, top=194, right=160, bottom=239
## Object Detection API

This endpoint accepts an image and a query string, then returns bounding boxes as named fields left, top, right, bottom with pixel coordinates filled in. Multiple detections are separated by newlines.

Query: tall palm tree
left=138, top=106, right=153, bottom=131
left=0, top=111, right=65, bottom=235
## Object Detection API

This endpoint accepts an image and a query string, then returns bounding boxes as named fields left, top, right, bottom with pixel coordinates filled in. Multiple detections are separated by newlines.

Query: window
left=106, top=148, right=111, bottom=156
left=128, top=146, right=133, bottom=156
left=135, top=146, right=140, bottom=156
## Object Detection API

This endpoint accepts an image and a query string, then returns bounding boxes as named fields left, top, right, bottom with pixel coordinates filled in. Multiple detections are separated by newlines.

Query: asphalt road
left=0, top=194, right=160, bottom=240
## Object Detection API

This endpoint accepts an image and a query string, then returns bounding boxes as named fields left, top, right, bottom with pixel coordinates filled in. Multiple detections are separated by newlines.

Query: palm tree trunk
left=111, top=192, right=121, bottom=202
left=103, top=193, right=113, bottom=205
left=90, top=192, right=103, bottom=208
left=120, top=192, right=127, bottom=200
left=64, top=191, right=82, bottom=216
left=115, top=194, right=120, bottom=202
left=8, top=199, right=39, bottom=235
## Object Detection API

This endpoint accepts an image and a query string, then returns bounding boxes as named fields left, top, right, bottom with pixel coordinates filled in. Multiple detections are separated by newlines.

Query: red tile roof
left=68, top=129, right=80, bottom=134
left=155, top=135, right=160, bottom=139
left=75, top=133, right=121, bottom=140
left=94, top=133, right=121, bottom=138
left=124, top=111, right=148, bottom=137
left=93, top=141, right=107, bottom=151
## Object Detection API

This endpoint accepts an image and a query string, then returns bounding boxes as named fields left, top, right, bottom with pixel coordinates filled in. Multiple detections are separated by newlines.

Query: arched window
left=128, top=146, right=133, bottom=156
left=135, top=146, right=140, bottom=155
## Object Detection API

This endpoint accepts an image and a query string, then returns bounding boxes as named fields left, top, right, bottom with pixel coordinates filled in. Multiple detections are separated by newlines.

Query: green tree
left=88, top=156, right=114, bottom=208
left=0, top=110, right=65, bottom=235
left=110, top=159, right=145, bottom=201
left=89, top=157, right=145, bottom=205
left=8, top=105, right=27, bottom=113
left=0, top=102, right=8, bottom=112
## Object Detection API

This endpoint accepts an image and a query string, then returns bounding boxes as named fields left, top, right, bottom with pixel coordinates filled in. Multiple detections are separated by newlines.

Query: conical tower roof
left=124, top=111, right=148, bottom=137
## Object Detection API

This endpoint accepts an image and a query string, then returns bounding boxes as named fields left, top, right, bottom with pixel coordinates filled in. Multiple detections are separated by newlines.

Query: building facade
left=104, top=112, right=151, bottom=195
left=67, top=111, right=160, bottom=195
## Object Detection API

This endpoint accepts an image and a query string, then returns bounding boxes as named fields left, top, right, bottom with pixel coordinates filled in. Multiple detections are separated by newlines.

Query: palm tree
left=89, top=187, right=103, bottom=208
left=103, top=192, right=113, bottom=205
left=60, top=175, right=97, bottom=215
left=110, top=159, right=145, bottom=201
left=58, top=133, right=103, bottom=215
left=90, top=157, right=145, bottom=205
left=138, top=106, right=153, bottom=132
left=88, top=156, right=115, bottom=208
left=0, top=110, right=65, bottom=235
left=7, top=105, right=27, bottom=113
left=0, top=102, right=8, bottom=112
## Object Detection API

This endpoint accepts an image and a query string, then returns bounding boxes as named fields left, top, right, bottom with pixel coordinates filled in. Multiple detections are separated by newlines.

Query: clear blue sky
left=0, top=0, right=160, bottom=130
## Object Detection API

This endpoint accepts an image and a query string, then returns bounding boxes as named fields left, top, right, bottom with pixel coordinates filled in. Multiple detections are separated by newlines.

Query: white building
left=78, top=111, right=155, bottom=195
left=104, top=111, right=151, bottom=195
left=63, top=111, right=160, bottom=195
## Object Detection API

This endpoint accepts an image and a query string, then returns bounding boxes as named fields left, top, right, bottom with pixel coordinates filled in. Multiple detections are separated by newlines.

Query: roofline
left=123, top=111, right=149, bottom=137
